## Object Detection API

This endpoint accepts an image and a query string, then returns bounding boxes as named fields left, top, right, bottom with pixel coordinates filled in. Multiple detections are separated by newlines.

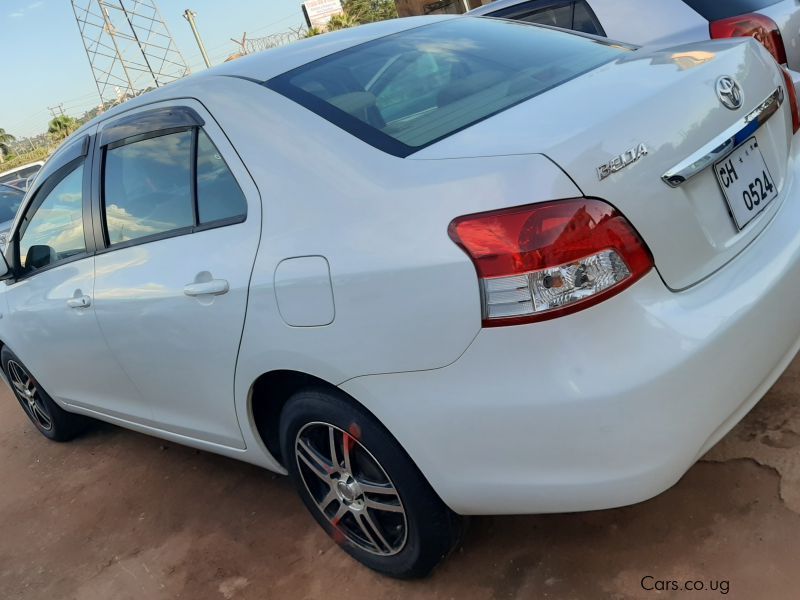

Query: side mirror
left=26, top=245, right=55, bottom=271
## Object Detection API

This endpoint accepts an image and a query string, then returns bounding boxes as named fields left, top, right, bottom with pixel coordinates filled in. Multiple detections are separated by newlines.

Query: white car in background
left=2, top=15, right=800, bottom=578
left=0, top=183, right=25, bottom=247
left=0, top=160, right=43, bottom=190
left=471, top=0, right=800, bottom=71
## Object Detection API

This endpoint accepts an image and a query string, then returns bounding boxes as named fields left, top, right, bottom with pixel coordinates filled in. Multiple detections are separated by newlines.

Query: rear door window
left=103, top=130, right=194, bottom=245
left=101, top=124, right=247, bottom=247
left=196, top=130, right=247, bottom=224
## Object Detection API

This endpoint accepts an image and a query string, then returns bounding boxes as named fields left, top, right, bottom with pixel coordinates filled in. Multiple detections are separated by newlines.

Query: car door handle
left=183, top=279, right=229, bottom=297
left=67, top=295, right=91, bottom=309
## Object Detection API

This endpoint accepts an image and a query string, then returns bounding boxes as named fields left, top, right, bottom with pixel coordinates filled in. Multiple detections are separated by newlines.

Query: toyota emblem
left=716, top=76, right=744, bottom=110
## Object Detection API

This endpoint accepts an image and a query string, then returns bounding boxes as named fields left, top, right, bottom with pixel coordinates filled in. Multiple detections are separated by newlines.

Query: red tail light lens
left=448, top=199, right=654, bottom=327
left=780, top=66, right=800, bottom=134
left=710, top=13, right=787, bottom=65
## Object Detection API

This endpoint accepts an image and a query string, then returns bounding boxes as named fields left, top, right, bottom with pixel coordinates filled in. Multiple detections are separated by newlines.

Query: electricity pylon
left=71, top=0, right=191, bottom=107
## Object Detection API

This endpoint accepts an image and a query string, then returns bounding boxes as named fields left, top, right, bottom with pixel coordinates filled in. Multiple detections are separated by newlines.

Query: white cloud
left=9, top=1, right=43, bottom=19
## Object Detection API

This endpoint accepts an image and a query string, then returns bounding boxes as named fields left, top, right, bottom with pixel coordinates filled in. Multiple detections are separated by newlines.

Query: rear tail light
left=710, top=13, right=787, bottom=65
left=780, top=66, right=800, bottom=134
left=448, top=199, right=654, bottom=327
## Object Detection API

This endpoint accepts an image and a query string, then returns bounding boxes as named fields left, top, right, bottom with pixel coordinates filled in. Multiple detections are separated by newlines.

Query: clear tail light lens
left=448, top=199, right=654, bottom=327
left=710, top=13, right=787, bottom=66
left=780, top=65, right=800, bottom=134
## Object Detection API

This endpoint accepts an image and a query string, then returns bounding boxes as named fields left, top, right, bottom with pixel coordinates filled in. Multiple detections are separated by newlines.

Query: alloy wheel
left=295, top=421, right=407, bottom=556
left=7, top=359, right=52, bottom=431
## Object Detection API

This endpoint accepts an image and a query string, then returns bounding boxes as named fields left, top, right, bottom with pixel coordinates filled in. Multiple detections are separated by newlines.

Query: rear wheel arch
left=248, top=369, right=436, bottom=492
left=249, top=370, right=342, bottom=467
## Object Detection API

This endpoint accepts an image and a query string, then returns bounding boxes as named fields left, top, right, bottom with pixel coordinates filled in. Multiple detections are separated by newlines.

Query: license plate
left=715, top=137, right=778, bottom=230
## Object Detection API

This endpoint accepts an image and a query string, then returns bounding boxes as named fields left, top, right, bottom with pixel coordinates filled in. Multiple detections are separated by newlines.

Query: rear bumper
left=341, top=142, right=800, bottom=516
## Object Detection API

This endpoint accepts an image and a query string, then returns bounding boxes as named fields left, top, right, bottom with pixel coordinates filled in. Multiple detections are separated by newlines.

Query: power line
left=248, top=12, right=302, bottom=35
left=47, top=104, right=66, bottom=118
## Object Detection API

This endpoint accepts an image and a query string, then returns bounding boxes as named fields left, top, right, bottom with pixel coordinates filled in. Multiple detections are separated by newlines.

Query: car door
left=2, top=132, right=146, bottom=418
left=89, top=101, right=261, bottom=449
left=485, top=0, right=606, bottom=36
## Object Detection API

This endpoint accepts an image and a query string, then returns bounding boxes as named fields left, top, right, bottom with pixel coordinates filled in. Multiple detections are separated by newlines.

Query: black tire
left=280, top=387, right=463, bottom=579
left=1, top=346, right=89, bottom=442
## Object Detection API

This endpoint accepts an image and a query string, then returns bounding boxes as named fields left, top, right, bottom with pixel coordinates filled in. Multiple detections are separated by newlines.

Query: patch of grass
left=0, top=146, right=53, bottom=175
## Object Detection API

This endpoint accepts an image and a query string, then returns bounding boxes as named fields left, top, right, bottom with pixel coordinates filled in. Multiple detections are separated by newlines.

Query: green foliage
left=342, top=0, right=398, bottom=23
left=326, top=12, right=360, bottom=31
left=0, top=128, right=14, bottom=145
left=0, top=146, right=52, bottom=174
left=47, top=115, right=79, bottom=141
left=303, top=26, right=324, bottom=38
left=310, top=0, right=397, bottom=35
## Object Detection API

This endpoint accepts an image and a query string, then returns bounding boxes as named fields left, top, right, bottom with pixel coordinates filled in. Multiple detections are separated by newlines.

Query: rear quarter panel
left=188, top=76, right=582, bottom=385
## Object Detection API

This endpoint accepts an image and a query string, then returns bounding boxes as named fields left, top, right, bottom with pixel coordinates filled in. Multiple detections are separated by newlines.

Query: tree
left=0, top=128, right=14, bottom=146
left=303, top=0, right=397, bottom=37
left=47, top=115, right=79, bottom=141
left=303, top=26, right=324, bottom=38
left=342, top=0, right=398, bottom=24
left=0, top=128, right=14, bottom=163
left=326, top=12, right=360, bottom=31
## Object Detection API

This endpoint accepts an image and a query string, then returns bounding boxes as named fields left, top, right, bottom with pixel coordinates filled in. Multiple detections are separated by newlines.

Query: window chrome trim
left=662, top=87, right=784, bottom=188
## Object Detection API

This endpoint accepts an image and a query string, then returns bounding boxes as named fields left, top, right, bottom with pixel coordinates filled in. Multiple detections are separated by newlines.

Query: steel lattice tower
left=71, top=0, right=190, bottom=107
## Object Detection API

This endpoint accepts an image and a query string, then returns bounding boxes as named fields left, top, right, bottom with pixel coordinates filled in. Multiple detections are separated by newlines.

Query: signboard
left=302, top=0, right=344, bottom=29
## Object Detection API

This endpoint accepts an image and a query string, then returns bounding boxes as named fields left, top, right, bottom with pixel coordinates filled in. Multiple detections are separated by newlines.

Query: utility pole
left=462, top=0, right=470, bottom=12
left=183, top=9, right=211, bottom=68
left=48, top=104, right=65, bottom=118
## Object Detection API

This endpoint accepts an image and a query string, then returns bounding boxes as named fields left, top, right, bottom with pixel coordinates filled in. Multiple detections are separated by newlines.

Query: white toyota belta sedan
left=3, top=15, right=800, bottom=577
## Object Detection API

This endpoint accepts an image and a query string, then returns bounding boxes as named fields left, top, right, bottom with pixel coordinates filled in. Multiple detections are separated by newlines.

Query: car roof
left=70, top=15, right=456, bottom=138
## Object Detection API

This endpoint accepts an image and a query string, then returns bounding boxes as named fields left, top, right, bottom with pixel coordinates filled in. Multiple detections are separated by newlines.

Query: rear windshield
left=266, top=17, right=628, bottom=157
left=682, top=0, right=781, bottom=21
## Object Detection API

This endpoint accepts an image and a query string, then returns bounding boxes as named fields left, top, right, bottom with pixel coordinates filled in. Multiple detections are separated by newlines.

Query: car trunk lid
left=413, top=38, right=794, bottom=290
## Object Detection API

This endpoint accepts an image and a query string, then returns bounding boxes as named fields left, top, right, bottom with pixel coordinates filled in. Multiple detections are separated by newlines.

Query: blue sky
left=1, top=0, right=306, bottom=137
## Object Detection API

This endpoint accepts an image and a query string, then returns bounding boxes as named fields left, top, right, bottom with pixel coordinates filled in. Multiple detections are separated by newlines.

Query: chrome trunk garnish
left=662, top=87, right=784, bottom=188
